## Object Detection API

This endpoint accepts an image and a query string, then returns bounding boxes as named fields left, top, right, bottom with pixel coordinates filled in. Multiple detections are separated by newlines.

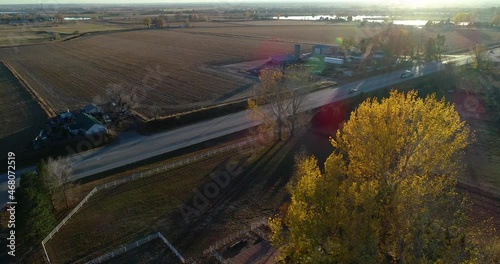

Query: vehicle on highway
left=400, top=70, right=414, bottom=78
left=349, top=88, right=358, bottom=93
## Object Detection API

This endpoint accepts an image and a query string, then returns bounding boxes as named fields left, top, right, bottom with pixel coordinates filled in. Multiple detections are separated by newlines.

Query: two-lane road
left=1, top=54, right=473, bottom=207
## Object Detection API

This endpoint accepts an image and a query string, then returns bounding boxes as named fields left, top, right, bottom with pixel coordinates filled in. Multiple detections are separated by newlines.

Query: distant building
left=68, top=112, right=107, bottom=135
left=372, top=50, right=385, bottom=59
left=350, top=52, right=365, bottom=60
left=60, top=110, right=72, bottom=120
left=312, top=44, right=340, bottom=56
left=268, top=54, right=296, bottom=64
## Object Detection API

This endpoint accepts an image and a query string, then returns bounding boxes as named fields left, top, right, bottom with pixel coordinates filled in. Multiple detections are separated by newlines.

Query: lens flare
left=336, top=37, right=343, bottom=45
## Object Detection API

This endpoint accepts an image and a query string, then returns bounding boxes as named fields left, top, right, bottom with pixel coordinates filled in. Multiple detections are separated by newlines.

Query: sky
left=0, top=0, right=497, bottom=7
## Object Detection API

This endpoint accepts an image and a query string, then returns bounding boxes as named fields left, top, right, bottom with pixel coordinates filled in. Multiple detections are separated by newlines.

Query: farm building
left=82, top=103, right=100, bottom=115
left=350, top=51, right=365, bottom=60
left=68, top=112, right=107, bottom=135
left=268, top=54, right=296, bottom=64
left=312, top=44, right=340, bottom=56
left=60, top=110, right=73, bottom=120
left=372, top=50, right=385, bottom=59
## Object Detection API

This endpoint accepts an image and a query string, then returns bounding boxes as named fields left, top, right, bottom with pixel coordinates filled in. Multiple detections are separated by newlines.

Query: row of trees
left=426, top=13, right=500, bottom=28
left=144, top=14, right=198, bottom=28
left=0, top=12, right=65, bottom=24
left=424, top=34, right=447, bottom=61
left=359, top=27, right=448, bottom=63
left=270, top=90, right=500, bottom=262
left=143, top=12, right=208, bottom=28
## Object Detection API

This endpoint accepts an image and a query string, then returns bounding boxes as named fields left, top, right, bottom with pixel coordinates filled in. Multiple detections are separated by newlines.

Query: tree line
left=356, top=26, right=448, bottom=64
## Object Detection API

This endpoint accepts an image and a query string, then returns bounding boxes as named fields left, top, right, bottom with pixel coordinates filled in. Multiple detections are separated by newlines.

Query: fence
left=41, top=136, right=258, bottom=263
left=202, top=217, right=269, bottom=259
left=157, top=232, right=186, bottom=263
left=41, top=187, right=98, bottom=263
left=86, top=232, right=185, bottom=264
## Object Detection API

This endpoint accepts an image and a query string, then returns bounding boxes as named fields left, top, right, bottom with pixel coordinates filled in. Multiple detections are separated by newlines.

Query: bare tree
left=156, top=16, right=165, bottom=28
left=47, top=157, right=73, bottom=209
left=283, top=65, right=312, bottom=136
left=249, top=66, right=313, bottom=140
left=249, top=68, right=288, bottom=141
left=413, top=30, right=426, bottom=59
left=471, top=44, right=491, bottom=71
left=55, top=12, right=64, bottom=23
left=93, top=83, right=141, bottom=124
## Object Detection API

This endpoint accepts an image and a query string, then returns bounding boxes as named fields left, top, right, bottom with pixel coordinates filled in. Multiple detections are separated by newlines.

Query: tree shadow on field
left=262, top=130, right=333, bottom=199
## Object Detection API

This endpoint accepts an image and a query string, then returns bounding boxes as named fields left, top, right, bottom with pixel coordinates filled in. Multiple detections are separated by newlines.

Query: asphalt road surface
left=0, top=54, right=475, bottom=207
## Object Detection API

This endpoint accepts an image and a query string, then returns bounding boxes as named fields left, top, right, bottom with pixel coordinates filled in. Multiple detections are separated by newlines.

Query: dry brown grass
left=0, top=61, right=46, bottom=153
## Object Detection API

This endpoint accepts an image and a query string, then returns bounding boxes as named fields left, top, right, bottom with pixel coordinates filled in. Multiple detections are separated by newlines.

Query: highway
left=1, top=54, right=474, bottom=207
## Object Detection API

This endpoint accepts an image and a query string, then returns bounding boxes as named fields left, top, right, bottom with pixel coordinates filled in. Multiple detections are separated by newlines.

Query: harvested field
left=2, top=23, right=498, bottom=119
left=0, top=61, right=46, bottom=153
left=0, top=29, right=301, bottom=117
left=187, top=24, right=500, bottom=51
left=186, top=24, right=385, bottom=45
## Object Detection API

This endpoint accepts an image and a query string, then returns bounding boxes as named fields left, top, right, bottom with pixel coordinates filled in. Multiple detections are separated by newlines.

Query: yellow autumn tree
left=271, top=90, right=480, bottom=263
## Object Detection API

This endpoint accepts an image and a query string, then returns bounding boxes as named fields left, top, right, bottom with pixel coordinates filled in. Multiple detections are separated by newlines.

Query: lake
left=273, top=15, right=435, bottom=27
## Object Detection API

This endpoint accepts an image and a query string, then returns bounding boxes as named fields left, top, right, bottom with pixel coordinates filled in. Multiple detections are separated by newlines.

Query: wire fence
left=41, top=136, right=258, bottom=263
left=86, top=232, right=185, bottom=264
left=202, top=217, right=269, bottom=259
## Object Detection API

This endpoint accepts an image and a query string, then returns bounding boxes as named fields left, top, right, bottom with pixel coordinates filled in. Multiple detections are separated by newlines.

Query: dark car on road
left=400, top=70, right=414, bottom=78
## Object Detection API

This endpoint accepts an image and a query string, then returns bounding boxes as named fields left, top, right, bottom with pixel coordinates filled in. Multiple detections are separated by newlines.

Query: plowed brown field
left=2, top=24, right=498, bottom=119
left=0, top=29, right=301, bottom=117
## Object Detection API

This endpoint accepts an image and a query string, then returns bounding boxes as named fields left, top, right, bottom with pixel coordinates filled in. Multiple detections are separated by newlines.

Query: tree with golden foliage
left=492, top=15, right=500, bottom=27
left=270, top=90, right=484, bottom=263
left=143, top=17, right=152, bottom=29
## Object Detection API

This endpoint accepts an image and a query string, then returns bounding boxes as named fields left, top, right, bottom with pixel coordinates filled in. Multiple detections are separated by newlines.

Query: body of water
left=64, top=17, right=92, bottom=21
left=0, top=11, right=28, bottom=14
left=273, top=15, right=436, bottom=27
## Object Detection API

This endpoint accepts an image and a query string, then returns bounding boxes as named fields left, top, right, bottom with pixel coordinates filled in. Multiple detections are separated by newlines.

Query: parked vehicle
left=324, top=57, right=344, bottom=65
left=400, top=70, right=413, bottom=78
